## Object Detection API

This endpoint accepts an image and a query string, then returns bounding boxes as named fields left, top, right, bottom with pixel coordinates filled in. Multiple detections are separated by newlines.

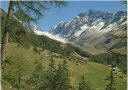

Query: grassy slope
left=2, top=43, right=127, bottom=90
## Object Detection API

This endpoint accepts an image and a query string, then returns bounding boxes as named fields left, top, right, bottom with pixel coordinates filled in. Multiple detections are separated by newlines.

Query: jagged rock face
left=49, top=10, right=127, bottom=54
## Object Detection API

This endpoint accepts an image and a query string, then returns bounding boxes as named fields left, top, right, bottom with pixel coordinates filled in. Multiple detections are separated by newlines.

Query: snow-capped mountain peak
left=49, top=10, right=126, bottom=53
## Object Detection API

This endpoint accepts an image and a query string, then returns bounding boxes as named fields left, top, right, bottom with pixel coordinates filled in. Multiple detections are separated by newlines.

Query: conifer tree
left=106, top=70, right=115, bottom=90
left=55, top=60, right=70, bottom=90
left=3, top=56, right=28, bottom=90
left=27, top=62, right=45, bottom=90
left=43, top=54, right=56, bottom=90
left=78, top=75, right=90, bottom=90
left=1, top=1, right=67, bottom=63
left=42, top=57, right=70, bottom=90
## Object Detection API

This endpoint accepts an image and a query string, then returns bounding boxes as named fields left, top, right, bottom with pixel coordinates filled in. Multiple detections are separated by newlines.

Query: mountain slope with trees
left=2, top=43, right=127, bottom=90
left=1, top=1, right=127, bottom=90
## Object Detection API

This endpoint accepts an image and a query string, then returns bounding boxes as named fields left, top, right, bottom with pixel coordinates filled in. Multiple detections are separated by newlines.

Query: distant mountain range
left=49, top=10, right=127, bottom=54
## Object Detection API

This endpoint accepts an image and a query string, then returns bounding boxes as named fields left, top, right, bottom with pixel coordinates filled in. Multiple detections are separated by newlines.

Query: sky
left=1, top=1, right=127, bottom=32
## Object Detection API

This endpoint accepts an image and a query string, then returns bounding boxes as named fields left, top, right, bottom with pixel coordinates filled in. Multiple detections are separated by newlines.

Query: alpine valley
left=32, top=10, right=127, bottom=74
left=1, top=6, right=127, bottom=90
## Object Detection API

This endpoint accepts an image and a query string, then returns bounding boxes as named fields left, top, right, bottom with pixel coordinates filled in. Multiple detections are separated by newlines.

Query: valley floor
left=2, top=43, right=127, bottom=90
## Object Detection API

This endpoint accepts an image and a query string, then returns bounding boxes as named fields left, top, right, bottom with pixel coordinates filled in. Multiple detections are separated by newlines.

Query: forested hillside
left=1, top=3, right=127, bottom=90
left=1, top=7, right=126, bottom=73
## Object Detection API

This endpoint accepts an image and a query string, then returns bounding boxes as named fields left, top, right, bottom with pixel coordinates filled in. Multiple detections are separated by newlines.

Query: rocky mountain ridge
left=49, top=10, right=127, bottom=54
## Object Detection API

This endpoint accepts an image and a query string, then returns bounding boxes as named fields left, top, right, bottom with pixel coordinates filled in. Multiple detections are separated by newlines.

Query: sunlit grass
left=2, top=43, right=127, bottom=90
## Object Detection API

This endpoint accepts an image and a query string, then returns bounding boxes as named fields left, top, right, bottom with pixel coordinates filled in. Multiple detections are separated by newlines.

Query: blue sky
left=1, top=1, right=127, bottom=31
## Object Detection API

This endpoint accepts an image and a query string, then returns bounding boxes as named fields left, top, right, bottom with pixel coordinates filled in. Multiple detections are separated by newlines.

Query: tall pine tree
left=55, top=60, right=70, bottom=90
left=78, top=75, right=90, bottom=90
left=43, top=54, right=56, bottom=90
left=3, top=56, right=28, bottom=89
left=26, top=61, right=45, bottom=90
left=106, top=70, right=115, bottom=90
left=1, top=1, right=67, bottom=63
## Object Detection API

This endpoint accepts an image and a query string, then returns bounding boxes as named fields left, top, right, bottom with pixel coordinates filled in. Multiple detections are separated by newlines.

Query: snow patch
left=96, top=22, right=104, bottom=30
left=90, top=22, right=104, bottom=32
left=60, top=20, right=64, bottom=24
left=74, top=24, right=89, bottom=37
left=65, top=21, right=71, bottom=26
left=120, top=21, right=127, bottom=25
left=33, top=26, right=67, bottom=43
left=76, top=16, right=80, bottom=19
left=80, top=24, right=89, bottom=30
left=54, top=25, right=57, bottom=29
left=74, top=30, right=84, bottom=37
left=101, top=23, right=116, bottom=33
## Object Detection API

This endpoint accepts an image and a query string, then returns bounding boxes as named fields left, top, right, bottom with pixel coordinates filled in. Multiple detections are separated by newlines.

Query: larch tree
left=1, top=1, right=67, bottom=64
left=26, top=62, right=45, bottom=90
left=55, top=60, right=70, bottom=90
left=3, top=56, right=29, bottom=89
left=78, top=75, right=90, bottom=90
left=106, top=70, right=115, bottom=90
left=43, top=55, right=56, bottom=90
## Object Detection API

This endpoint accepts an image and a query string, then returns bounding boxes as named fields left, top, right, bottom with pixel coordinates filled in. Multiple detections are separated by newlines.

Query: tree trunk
left=1, top=1, right=15, bottom=64
left=19, top=76, right=21, bottom=86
